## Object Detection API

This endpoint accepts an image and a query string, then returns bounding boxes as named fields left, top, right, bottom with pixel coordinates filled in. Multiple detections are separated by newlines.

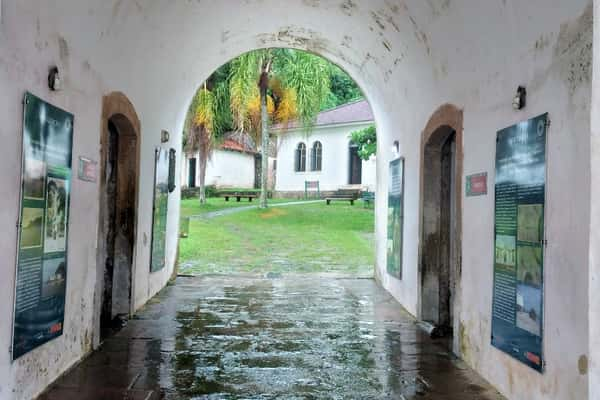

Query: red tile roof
left=272, top=99, right=373, bottom=130
left=221, top=139, right=246, bottom=152
left=219, top=132, right=257, bottom=154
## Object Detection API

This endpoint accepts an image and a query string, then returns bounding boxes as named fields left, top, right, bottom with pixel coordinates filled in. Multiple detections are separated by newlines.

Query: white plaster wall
left=268, top=157, right=276, bottom=190
left=0, top=1, right=594, bottom=400
left=0, top=6, right=104, bottom=400
left=589, top=1, right=600, bottom=398
left=368, top=2, right=593, bottom=400
left=181, top=154, right=190, bottom=187
left=181, top=150, right=255, bottom=189
left=421, top=4, right=592, bottom=400
left=361, top=155, right=377, bottom=192
left=0, top=3, right=180, bottom=399
left=206, top=150, right=255, bottom=188
left=275, top=122, right=373, bottom=192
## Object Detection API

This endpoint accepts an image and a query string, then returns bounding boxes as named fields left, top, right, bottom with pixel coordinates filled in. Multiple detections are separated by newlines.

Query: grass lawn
left=180, top=197, right=308, bottom=217
left=178, top=200, right=375, bottom=275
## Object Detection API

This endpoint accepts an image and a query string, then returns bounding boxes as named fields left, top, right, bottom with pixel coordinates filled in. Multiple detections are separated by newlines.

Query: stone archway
left=418, top=104, right=463, bottom=352
left=95, top=92, right=141, bottom=344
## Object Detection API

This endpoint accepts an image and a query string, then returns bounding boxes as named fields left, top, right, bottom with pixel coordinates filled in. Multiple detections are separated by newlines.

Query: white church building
left=181, top=132, right=257, bottom=189
left=272, top=100, right=376, bottom=195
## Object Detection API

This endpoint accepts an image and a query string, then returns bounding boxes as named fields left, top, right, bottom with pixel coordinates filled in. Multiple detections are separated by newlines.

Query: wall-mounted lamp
left=512, top=86, right=527, bottom=110
left=48, top=66, right=61, bottom=91
left=161, top=130, right=170, bottom=143
left=392, top=140, right=400, bottom=158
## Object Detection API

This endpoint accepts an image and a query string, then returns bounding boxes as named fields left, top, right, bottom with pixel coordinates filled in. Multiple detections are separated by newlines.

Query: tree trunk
left=198, top=136, right=209, bottom=205
left=259, top=89, right=269, bottom=208
left=258, top=57, right=271, bottom=209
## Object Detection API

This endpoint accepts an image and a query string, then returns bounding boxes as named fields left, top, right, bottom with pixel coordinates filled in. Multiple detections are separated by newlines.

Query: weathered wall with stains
left=436, top=3, right=592, bottom=400
left=0, top=1, right=594, bottom=399
left=0, top=3, right=181, bottom=399
left=589, top=2, right=600, bottom=399
left=0, top=5, right=103, bottom=399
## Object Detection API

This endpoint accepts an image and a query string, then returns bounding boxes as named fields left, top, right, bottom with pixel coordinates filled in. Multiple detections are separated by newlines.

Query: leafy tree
left=321, top=64, right=364, bottom=110
left=350, top=125, right=376, bottom=160
left=229, top=49, right=332, bottom=208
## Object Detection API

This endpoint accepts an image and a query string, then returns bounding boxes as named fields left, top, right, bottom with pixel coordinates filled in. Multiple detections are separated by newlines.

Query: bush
left=350, top=125, right=376, bottom=160
left=182, top=185, right=273, bottom=199
left=181, top=185, right=217, bottom=199
left=181, top=186, right=199, bottom=199
left=205, top=185, right=218, bottom=197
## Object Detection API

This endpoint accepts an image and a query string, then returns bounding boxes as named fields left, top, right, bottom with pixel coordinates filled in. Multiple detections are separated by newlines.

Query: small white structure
left=181, top=133, right=257, bottom=189
left=272, top=100, right=376, bottom=194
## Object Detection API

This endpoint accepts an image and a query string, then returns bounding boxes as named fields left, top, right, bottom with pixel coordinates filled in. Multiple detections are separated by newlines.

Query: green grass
left=178, top=201, right=374, bottom=275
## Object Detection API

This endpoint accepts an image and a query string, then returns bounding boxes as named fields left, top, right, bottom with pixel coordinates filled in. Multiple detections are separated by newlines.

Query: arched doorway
left=96, top=92, right=141, bottom=341
left=419, top=104, right=463, bottom=351
left=348, top=141, right=362, bottom=185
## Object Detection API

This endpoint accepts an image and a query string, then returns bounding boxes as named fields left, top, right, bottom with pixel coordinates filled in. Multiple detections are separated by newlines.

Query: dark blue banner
left=387, top=158, right=404, bottom=279
left=150, top=148, right=169, bottom=272
left=492, top=114, right=547, bottom=372
left=12, top=93, right=73, bottom=359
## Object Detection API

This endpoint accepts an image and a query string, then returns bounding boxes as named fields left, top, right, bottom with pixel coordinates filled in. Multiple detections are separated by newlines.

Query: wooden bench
left=361, top=191, right=375, bottom=208
left=325, top=188, right=361, bottom=206
left=222, top=194, right=258, bottom=202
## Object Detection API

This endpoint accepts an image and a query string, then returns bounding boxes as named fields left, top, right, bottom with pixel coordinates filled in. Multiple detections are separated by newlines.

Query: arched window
left=295, top=142, right=307, bottom=172
left=311, top=141, right=322, bottom=171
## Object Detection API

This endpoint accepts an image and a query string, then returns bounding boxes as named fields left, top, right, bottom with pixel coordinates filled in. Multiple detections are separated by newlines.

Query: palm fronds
left=275, top=87, right=298, bottom=128
left=247, top=94, right=275, bottom=143
left=229, top=51, right=261, bottom=132
left=277, top=50, right=331, bottom=130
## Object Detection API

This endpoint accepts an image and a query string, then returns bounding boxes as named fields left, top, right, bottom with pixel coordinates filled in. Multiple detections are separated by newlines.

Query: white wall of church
left=275, top=122, right=376, bottom=192
left=0, top=1, right=595, bottom=400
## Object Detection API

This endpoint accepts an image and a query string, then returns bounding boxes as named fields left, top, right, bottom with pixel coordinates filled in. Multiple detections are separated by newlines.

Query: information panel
left=491, top=114, right=547, bottom=372
left=387, top=158, right=404, bottom=279
left=150, top=147, right=169, bottom=272
left=12, top=93, right=73, bottom=359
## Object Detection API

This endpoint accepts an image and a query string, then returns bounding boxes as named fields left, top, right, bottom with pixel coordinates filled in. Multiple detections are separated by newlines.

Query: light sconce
left=48, top=66, right=61, bottom=91
left=161, top=130, right=170, bottom=143
left=512, top=86, right=527, bottom=110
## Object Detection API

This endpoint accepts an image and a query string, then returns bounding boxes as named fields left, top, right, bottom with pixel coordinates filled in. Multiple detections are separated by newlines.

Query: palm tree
left=184, top=72, right=231, bottom=203
left=229, top=49, right=331, bottom=208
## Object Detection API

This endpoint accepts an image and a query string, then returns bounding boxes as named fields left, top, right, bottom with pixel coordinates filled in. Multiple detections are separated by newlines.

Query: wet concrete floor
left=40, top=275, right=506, bottom=399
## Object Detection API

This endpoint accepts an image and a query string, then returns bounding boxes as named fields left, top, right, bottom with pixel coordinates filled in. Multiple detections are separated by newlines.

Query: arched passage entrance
left=178, top=48, right=378, bottom=276
left=419, top=104, right=463, bottom=350
left=0, top=2, right=593, bottom=399
left=96, top=92, right=141, bottom=342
